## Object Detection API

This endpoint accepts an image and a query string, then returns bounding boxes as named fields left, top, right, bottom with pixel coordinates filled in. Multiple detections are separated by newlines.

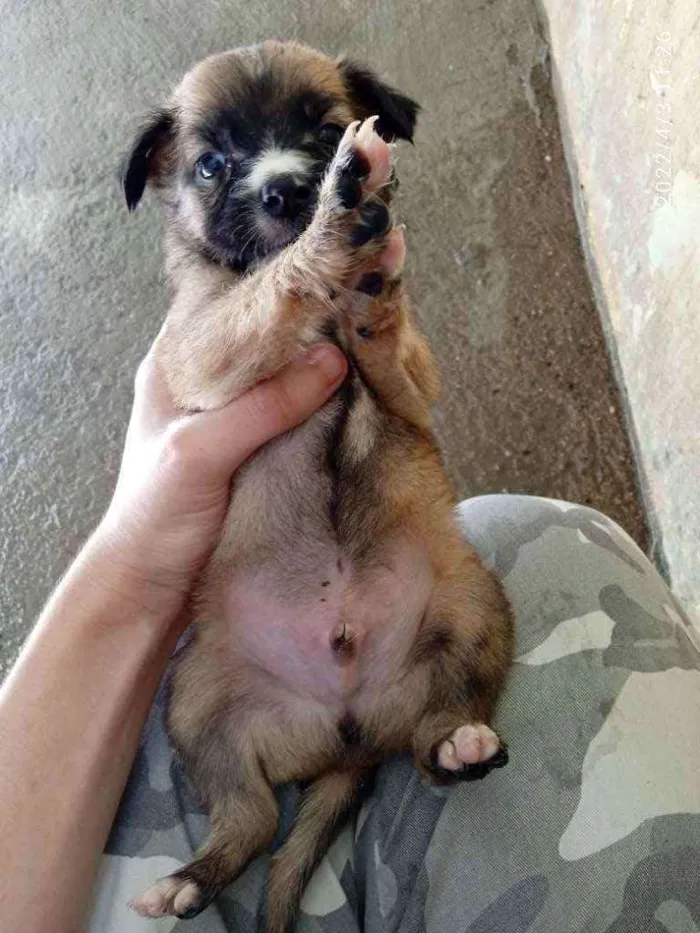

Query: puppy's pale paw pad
left=129, top=876, right=202, bottom=919
left=129, top=877, right=179, bottom=917
left=173, top=881, right=203, bottom=917
left=436, top=723, right=505, bottom=773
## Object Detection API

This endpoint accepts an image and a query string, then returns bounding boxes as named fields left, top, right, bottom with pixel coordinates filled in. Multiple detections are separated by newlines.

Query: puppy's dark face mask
left=121, top=41, right=418, bottom=272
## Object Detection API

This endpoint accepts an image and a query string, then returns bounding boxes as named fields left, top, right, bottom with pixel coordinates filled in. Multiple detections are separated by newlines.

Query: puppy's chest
left=210, top=389, right=433, bottom=706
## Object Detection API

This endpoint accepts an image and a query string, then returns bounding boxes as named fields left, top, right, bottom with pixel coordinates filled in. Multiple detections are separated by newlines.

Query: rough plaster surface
left=538, top=0, right=699, bottom=622
left=0, top=0, right=646, bottom=674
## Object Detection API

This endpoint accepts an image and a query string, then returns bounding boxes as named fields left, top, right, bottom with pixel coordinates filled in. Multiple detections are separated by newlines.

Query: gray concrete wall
left=539, top=0, right=700, bottom=623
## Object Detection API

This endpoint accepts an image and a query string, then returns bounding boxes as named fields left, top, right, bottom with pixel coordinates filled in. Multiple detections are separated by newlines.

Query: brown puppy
left=122, top=40, right=514, bottom=932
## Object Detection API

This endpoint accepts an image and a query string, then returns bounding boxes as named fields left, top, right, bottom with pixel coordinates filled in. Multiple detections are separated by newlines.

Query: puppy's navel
left=330, top=622, right=359, bottom=664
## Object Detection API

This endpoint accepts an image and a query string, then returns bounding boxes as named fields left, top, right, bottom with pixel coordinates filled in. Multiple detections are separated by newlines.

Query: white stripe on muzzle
left=244, top=148, right=312, bottom=192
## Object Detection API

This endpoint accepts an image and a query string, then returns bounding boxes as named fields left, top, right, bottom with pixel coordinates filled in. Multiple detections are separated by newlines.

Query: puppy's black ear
left=121, top=110, right=174, bottom=211
left=339, top=60, right=419, bottom=142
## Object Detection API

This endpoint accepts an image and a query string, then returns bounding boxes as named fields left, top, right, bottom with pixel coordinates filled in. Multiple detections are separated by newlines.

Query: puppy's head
left=122, top=41, right=418, bottom=271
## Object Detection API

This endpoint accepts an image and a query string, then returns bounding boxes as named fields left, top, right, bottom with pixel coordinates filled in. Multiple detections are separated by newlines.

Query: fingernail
left=303, top=344, right=347, bottom=385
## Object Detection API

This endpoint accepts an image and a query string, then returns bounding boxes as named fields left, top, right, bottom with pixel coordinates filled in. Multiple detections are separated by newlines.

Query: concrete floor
left=0, top=0, right=647, bottom=675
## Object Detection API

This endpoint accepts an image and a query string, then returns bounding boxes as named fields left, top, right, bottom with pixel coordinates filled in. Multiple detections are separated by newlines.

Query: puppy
left=122, top=40, right=514, bottom=932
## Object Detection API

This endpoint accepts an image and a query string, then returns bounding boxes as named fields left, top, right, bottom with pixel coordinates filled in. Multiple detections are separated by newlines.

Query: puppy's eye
left=195, top=151, right=226, bottom=181
left=319, top=124, right=343, bottom=146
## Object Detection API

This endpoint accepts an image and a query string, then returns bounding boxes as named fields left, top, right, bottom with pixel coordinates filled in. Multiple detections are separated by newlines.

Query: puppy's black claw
left=356, top=271, right=384, bottom=296
left=176, top=905, right=203, bottom=920
left=488, top=744, right=509, bottom=770
left=349, top=201, right=391, bottom=247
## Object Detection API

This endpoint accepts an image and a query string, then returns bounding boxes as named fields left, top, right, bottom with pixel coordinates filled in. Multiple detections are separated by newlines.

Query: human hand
left=94, top=336, right=347, bottom=624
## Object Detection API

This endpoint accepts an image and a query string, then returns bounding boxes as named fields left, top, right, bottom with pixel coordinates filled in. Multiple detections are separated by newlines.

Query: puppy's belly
left=223, top=537, right=433, bottom=705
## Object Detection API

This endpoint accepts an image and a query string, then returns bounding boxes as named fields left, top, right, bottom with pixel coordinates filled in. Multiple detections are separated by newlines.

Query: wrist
left=73, top=526, right=192, bottom=633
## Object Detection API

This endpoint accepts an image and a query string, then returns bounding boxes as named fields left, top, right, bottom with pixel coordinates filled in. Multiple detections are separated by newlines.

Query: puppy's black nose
left=260, top=175, right=312, bottom=219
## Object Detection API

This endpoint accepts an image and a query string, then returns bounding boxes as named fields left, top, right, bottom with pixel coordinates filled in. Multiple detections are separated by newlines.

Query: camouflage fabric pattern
left=87, top=495, right=700, bottom=932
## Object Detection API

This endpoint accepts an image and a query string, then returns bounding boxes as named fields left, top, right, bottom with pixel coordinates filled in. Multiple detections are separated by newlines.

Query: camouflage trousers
left=88, top=495, right=700, bottom=932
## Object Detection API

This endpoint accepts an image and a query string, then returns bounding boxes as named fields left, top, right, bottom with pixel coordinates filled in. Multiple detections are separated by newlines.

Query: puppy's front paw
left=429, top=724, right=509, bottom=782
left=335, top=117, right=393, bottom=199
left=305, top=118, right=395, bottom=290
left=337, top=120, right=393, bottom=256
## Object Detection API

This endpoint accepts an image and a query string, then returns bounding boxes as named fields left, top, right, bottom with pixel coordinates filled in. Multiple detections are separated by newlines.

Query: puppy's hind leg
left=130, top=776, right=278, bottom=919
left=263, top=769, right=368, bottom=933
left=411, top=564, right=514, bottom=785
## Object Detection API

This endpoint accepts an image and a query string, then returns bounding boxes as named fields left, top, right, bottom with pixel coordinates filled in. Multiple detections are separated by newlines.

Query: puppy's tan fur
left=126, top=40, right=514, bottom=932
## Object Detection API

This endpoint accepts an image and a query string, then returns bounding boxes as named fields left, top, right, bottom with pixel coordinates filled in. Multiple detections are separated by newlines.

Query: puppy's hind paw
left=129, top=875, right=204, bottom=920
left=430, top=723, right=508, bottom=782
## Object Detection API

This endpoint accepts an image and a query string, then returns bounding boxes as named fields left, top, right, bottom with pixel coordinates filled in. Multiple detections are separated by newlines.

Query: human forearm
left=0, top=339, right=346, bottom=932
left=0, top=531, right=180, bottom=932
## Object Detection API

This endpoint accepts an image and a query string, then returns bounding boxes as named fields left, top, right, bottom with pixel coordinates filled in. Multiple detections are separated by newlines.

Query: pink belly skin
left=225, top=537, right=433, bottom=707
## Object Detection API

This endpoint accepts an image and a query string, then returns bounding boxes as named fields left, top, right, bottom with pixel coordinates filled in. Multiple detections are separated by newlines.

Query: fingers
left=195, top=344, right=348, bottom=472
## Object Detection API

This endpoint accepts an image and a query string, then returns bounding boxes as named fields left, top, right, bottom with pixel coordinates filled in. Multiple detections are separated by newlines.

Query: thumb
left=197, top=344, right=348, bottom=472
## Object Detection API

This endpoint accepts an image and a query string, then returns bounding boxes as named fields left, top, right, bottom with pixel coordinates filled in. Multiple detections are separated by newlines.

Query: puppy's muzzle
left=260, top=174, right=313, bottom=220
